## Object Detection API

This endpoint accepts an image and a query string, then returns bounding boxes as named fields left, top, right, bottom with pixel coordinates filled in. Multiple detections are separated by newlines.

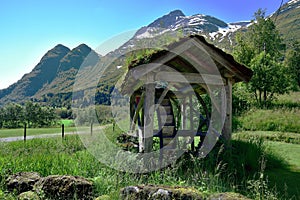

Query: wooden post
left=181, top=97, right=187, bottom=130
left=129, top=94, right=135, bottom=127
left=223, top=78, right=233, bottom=141
left=62, top=124, right=65, bottom=139
left=189, top=95, right=195, bottom=151
left=181, top=97, right=188, bottom=149
left=24, top=123, right=27, bottom=142
left=142, top=79, right=155, bottom=153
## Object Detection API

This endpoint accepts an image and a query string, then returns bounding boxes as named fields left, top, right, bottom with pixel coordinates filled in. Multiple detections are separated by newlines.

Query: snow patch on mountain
left=288, top=0, right=300, bottom=5
left=134, top=11, right=250, bottom=42
left=136, top=27, right=170, bottom=39
left=209, top=23, right=243, bottom=40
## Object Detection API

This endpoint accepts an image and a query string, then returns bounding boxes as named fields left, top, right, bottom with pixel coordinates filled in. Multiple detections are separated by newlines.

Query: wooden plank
left=154, top=71, right=224, bottom=85
left=191, top=39, right=250, bottom=82
left=153, top=130, right=206, bottom=137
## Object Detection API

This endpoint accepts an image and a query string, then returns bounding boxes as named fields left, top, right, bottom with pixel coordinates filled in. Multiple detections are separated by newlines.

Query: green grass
left=60, top=119, right=75, bottom=127
left=0, top=125, right=292, bottom=199
left=266, top=142, right=300, bottom=199
left=275, top=92, right=300, bottom=105
left=267, top=142, right=300, bottom=171
left=0, top=126, right=77, bottom=138
left=233, top=131, right=300, bottom=199
left=233, top=131, right=300, bottom=144
left=233, top=92, right=300, bottom=198
left=237, top=108, right=300, bottom=133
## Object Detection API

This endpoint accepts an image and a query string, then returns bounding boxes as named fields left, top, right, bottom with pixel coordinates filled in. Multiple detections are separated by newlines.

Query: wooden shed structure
left=120, top=35, right=252, bottom=154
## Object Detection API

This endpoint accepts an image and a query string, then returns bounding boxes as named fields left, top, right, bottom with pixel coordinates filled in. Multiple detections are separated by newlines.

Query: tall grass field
left=0, top=125, right=299, bottom=199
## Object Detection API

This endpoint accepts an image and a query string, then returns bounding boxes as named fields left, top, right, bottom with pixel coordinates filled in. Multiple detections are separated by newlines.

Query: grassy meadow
left=0, top=92, right=299, bottom=199
left=0, top=120, right=76, bottom=138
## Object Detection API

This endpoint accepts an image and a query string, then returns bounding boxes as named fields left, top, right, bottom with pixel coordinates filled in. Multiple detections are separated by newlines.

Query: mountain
left=120, top=0, right=299, bottom=53
left=134, top=10, right=237, bottom=38
left=0, top=0, right=299, bottom=107
left=0, top=44, right=70, bottom=105
left=272, top=0, right=300, bottom=45
left=36, top=44, right=100, bottom=96
left=0, top=44, right=100, bottom=106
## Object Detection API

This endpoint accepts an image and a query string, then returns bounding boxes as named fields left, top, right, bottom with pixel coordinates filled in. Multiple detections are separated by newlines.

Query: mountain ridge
left=0, top=44, right=99, bottom=106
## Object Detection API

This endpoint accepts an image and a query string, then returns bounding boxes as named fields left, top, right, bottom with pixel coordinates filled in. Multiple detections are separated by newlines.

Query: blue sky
left=0, top=0, right=288, bottom=89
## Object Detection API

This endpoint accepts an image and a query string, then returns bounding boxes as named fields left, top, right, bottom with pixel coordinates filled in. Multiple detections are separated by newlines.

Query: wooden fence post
left=24, top=123, right=27, bottom=142
left=62, top=124, right=65, bottom=139
left=90, top=122, right=93, bottom=135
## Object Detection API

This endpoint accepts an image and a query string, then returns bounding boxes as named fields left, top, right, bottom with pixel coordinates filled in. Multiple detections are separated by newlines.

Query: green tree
left=0, top=107, right=4, bottom=128
left=25, top=101, right=42, bottom=127
left=285, top=40, right=300, bottom=88
left=249, top=52, right=289, bottom=106
left=3, top=103, right=24, bottom=128
left=24, top=101, right=58, bottom=128
left=234, top=9, right=289, bottom=107
left=39, top=106, right=58, bottom=127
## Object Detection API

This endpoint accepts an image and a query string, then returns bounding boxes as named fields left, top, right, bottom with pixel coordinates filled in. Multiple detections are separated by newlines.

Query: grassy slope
left=232, top=132, right=300, bottom=199
left=237, top=108, right=300, bottom=133
left=233, top=91, right=300, bottom=199
left=266, top=142, right=300, bottom=199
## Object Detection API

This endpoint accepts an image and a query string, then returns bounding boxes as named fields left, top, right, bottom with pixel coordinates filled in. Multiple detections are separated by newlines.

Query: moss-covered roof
left=121, top=35, right=253, bottom=94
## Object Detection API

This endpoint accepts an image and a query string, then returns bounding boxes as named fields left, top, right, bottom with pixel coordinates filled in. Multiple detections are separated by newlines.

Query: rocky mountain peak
left=40, top=44, right=70, bottom=62
left=148, top=10, right=185, bottom=28
left=58, top=44, right=99, bottom=72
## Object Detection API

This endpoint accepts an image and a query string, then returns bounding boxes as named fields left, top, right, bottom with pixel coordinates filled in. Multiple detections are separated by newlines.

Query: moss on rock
left=18, top=191, right=40, bottom=200
left=120, top=184, right=204, bottom=200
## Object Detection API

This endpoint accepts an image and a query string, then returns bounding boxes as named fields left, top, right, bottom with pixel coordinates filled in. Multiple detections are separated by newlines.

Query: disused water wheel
left=155, top=89, right=177, bottom=150
left=129, top=87, right=210, bottom=153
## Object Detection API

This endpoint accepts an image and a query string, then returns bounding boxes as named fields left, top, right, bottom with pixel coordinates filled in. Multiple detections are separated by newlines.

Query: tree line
left=0, top=101, right=58, bottom=128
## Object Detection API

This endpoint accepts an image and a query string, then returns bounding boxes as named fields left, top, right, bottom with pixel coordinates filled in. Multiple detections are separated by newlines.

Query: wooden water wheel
left=129, top=86, right=210, bottom=153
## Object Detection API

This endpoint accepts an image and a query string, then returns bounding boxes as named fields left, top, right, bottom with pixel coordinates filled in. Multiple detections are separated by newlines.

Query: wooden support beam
left=222, top=78, right=232, bottom=141
left=153, top=130, right=206, bottom=137
left=155, top=72, right=224, bottom=85
left=189, top=95, right=195, bottom=151
left=142, top=80, right=155, bottom=153
left=181, top=97, right=187, bottom=130
left=191, top=39, right=250, bottom=82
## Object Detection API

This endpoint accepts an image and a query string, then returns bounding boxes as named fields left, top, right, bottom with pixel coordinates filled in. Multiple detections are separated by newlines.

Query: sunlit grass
left=0, top=130, right=291, bottom=199
left=233, top=131, right=300, bottom=144
left=237, top=108, right=300, bottom=133
left=266, top=141, right=300, bottom=199
left=60, top=119, right=75, bottom=127
left=0, top=127, right=77, bottom=138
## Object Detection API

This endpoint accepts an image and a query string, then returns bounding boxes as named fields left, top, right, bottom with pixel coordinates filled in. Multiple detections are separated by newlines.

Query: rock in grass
left=34, top=175, right=93, bottom=200
left=120, top=184, right=204, bottom=200
left=95, top=195, right=111, bottom=200
left=208, top=192, right=251, bottom=200
left=6, top=172, right=41, bottom=194
left=18, top=191, right=40, bottom=200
